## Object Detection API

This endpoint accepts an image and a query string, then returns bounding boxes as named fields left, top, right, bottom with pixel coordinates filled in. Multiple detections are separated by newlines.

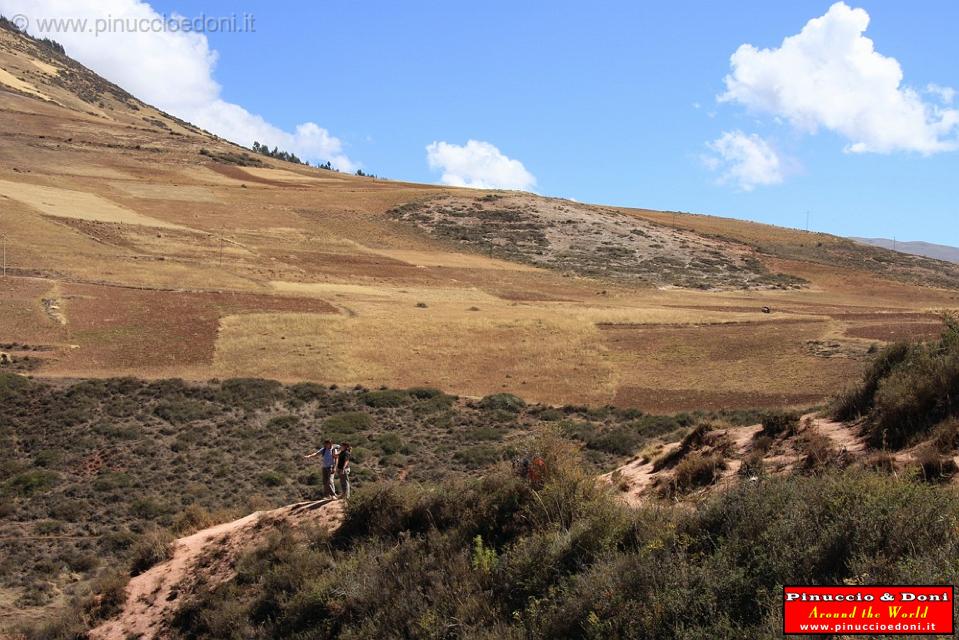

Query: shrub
left=760, top=411, right=801, bottom=437
left=653, top=422, right=712, bottom=471
left=860, top=451, right=897, bottom=473
left=375, top=433, right=405, bottom=455
left=154, top=398, right=217, bottom=424
left=587, top=425, right=644, bottom=455
left=266, top=415, right=300, bottom=431
left=287, top=382, right=328, bottom=405
left=0, top=372, right=32, bottom=402
left=7, top=469, right=58, bottom=496
left=129, top=529, right=175, bottom=575
left=454, top=444, right=501, bottom=469
left=324, top=411, right=372, bottom=434
left=739, top=450, right=765, bottom=478
left=667, top=451, right=726, bottom=495
left=913, top=446, right=958, bottom=483
left=801, top=433, right=836, bottom=471
left=407, top=387, right=443, bottom=400
left=478, top=393, right=526, bottom=413
left=831, top=342, right=912, bottom=421
left=217, top=378, right=283, bottom=411
left=832, top=321, right=959, bottom=449
left=360, top=389, right=410, bottom=408
left=259, top=471, right=286, bottom=487
left=930, top=418, right=959, bottom=453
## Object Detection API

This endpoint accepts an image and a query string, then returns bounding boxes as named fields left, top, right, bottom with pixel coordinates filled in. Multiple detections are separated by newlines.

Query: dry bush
left=759, top=411, right=801, bottom=438
left=912, top=445, right=958, bottom=483
left=930, top=418, right=959, bottom=453
left=665, top=451, right=727, bottom=496
left=799, top=431, right=837, bottom=472
left=860, top=451, right=897, bottom=474
left=130, top=529, right=175, bottom=576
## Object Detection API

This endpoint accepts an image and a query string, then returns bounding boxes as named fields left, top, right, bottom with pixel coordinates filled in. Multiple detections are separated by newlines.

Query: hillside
left=4, top=372, right=741, bottom=626
left=8, top=317, right=959, bottom=636
left=852, top=237, right=959, bottom=264
left=1, top=21, right=958, bottom=416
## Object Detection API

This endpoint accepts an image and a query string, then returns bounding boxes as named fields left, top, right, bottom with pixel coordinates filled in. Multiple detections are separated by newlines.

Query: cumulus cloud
left=719, top=2, right=959, bottom=154
left=426, top=140, right=536, bottom=191
left=1, top=0, right=356, bottom=169
left=703, top=131, right=784, bottom=191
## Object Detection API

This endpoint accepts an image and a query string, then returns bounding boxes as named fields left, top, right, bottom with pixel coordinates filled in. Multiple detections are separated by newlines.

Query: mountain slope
left=0, top=23, right=957, bottom=411
left=852, top=237, right=959, bottom=264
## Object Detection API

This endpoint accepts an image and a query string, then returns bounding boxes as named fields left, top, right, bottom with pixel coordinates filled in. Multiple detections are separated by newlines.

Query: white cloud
left=719, top=2, right=959, bottom=154
left=704, top=131, right=784, bottom=191
left=1, top=0, right=356, bottom=170
left=426, top=140, right=536, bottom=191
left=927, top=83, right=956, bottom=105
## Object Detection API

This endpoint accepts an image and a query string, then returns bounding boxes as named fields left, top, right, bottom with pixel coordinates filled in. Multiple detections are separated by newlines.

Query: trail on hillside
left=604, top=415, right=866, bottom=506
left=89, top=499, right=344, bottom=640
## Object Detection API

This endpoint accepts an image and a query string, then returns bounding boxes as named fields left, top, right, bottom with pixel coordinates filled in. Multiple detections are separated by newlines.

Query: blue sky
left=7, top=0, right=959, bottom=244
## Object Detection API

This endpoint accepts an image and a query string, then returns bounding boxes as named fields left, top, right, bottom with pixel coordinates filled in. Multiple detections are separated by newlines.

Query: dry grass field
left=1, top=24, right=958, bottom=411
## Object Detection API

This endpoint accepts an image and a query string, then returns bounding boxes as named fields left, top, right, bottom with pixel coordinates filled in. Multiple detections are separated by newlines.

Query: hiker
left=305, top=439, right=338, bottom=498
left=336, top=442, right=352, bottom=500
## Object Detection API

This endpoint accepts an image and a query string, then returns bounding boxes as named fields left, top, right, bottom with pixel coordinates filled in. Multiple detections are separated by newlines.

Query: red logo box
left=784, top=585, right=954, bottom=635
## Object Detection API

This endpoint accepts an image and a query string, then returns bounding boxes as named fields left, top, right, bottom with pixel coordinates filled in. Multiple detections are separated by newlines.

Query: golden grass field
left=1, top=26, right=957, bottom=411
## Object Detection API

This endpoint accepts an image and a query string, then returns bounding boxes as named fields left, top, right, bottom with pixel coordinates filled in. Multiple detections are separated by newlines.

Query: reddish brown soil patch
left=830, top=311, right=940, bottom=322
left=612, top=386, right=825, bottom=412
left=52, top=283, right=336, bottom=373
left=0, top=276, right=68, bottom=344
left=845, top=321, right=945, bottom=341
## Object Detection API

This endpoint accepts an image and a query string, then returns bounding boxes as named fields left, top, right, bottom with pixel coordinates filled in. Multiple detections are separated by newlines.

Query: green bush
left=454, top=444, right=501, bottom=469
left=154, top=398, right=217, bottom=424
left=407, top=387, right=443, bottom=400
left=287, top=382, right=328, bottom=405
left=478, top=393, right=526, bottom=413
left=7, top=470, right=59, bottom=496
left=217, top=378, right=284, bottom=411
left=832, top=321, right=959, bottom=448
left=831, top=342, right=912, bottom=421
left=259, top=471, right=286, bottom=487
left=375, top=433, right=406, bottom=455
left=360, top=389, right=410, bottom=408
left=324, top=411, right=372, bottom=434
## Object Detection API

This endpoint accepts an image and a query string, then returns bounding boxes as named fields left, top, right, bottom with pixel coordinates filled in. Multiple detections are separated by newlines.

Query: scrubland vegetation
left=833, top=315, right=959, bottom=449
left=12, top=323, right=959, bottom=637
left=1, top=375, right=704, bottom=620
left=159, top=439, right=959, bottom=640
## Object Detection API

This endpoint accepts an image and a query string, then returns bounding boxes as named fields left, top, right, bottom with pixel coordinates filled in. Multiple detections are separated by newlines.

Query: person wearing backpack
left=305, top=439, right=338, bottom=498
left=336, top=442, right=353, bottom=500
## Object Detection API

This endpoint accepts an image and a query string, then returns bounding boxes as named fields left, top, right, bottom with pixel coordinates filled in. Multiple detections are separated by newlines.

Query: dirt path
left=605, top=415, right=868, bottom=506
left=808, top=415, right=866, bottom=454
left=89, top=499, right=344, bottom=640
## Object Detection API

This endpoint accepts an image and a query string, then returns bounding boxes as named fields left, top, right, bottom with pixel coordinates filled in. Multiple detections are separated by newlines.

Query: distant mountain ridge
left=851, top=237, right=959, bottom=264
